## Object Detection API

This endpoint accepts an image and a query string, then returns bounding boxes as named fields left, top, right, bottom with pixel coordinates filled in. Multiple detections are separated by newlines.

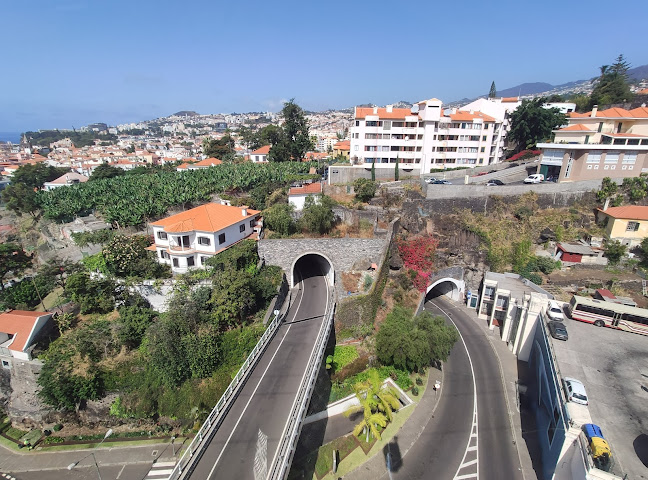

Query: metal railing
left=169, top=291, right=293, bottom=480
left=268, top=290, right=336, bottom=480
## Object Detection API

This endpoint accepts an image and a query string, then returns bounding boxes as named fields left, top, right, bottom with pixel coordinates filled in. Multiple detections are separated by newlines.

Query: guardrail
left=170, top=291, right=293, bottom=480
left=268, top=289, right=336, bottom=480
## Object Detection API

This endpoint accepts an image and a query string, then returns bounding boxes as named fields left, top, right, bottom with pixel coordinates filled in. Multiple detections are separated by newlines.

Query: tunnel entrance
left=291, top=253, right=334, bottom=288
left=425, top=278, right=464, bottom=302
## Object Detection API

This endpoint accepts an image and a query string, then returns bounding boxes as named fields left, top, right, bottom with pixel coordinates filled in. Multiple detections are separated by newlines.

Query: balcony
left=168, top=245, right=196, bottom=255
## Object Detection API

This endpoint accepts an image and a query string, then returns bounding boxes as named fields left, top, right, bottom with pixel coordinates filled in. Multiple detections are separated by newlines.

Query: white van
left=524, top=173, right=544, bottom=184
left=547, top=300, right=564, bottom=322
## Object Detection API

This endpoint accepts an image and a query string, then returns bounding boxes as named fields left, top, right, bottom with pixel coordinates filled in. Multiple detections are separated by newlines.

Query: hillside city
left=1, top=55, right=648, bottom=480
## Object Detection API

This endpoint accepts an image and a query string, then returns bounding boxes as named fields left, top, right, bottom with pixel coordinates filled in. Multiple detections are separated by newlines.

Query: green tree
left=209, top=269, right=258, bottom=328
left=301, top=195, right=336, bottom=234
left=90, top=164, right=125, bottom=181
left=145, top=316, right=191, bottom=387
left=394, top=157, right=400, bottom=181
left=371, top=160, right=376, bottom=181
left=117, top=305, right=157, bottom=349
left=376, top=306, right=458, bottom=371
left=264, top=203, right=297, bottom=236
left=202, top=133, right=235, bottom=160
left=489, top=81, right=497, bottom=99
left=64, top=273, right=115, bottom=313
left=1, top=183, right=40, bottom=216
left=11, top=163, right=68, bottom=190
left=38, top=256, right=83, bottom=289
left=590, top=54, right=633, bottom=107
left=102, top=234, right=169, bottom=279
left=596, top=177, right=619, bottom=202
left=508, top=98, right=566, bottom=153
left=268, top=99, right=314, bottom=162
left=604, top=240, right=627, bottom=265
left=0, top=243, right=32, bottom=290
left=353, top=178, right=377, bottom=202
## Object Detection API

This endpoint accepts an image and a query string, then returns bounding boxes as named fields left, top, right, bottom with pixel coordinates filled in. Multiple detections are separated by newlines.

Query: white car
left=424, top=177, right=438, bottom=184
left=547, top=300, right=564, bottom=322
left=563, top=377, right=589, bottom=405
left=524, top=174, right=544, bottom=184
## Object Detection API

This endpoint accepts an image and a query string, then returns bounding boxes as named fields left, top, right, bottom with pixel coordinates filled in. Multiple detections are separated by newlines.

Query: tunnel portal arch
left=290, top=252, right=335, bottom=288
left=425, top=277, right=464, bottom=302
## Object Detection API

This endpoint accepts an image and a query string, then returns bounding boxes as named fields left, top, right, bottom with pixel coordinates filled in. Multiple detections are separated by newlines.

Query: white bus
left=567, top=295, right=648, bottom=336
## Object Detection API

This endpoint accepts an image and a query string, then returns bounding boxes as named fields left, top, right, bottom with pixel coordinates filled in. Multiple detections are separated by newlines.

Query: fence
left=268, top=289, right=337, bottom=480
left=170, top=290, right=294, bottom=480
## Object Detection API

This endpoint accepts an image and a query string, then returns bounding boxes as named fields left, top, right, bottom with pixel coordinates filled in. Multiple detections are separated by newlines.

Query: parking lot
left=550, top=308, right=648, bottom=479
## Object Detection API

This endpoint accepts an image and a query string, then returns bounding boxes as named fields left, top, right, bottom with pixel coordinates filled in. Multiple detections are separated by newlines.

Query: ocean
left=0, top=132, right=21, bottom=143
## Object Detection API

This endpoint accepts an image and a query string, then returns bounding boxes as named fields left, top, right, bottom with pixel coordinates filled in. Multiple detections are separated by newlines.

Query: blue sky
left=1, top=0, right=646, bottom=132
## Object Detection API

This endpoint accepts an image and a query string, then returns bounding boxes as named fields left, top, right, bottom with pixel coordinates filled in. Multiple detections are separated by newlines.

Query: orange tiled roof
left=598, top=206, right=648, bottom=221
left=251, top=145, right=271, bottom=155
left=192, top=157, right=222, bottom=167
left=559, top=124, right=593, bottom=131
left=449, top=111, right=496, bottom=122
left=638, top=88, right=648, bottom=95
left=602, top=132, right=645, bottom=138
left=501, top=97, right=519, bottom=103
left=0, top=310, right=49, bottom=352
left=571, top=107, right=645, bottom=118
left=333, top=140, right=350, bottom=150
left=151, top=203, right=260, bottom=233
left=355, top=107, right=412, bottom=120
left=629, top=106, right=648, bottom=118
left=289, top=182, right=322, bottom=195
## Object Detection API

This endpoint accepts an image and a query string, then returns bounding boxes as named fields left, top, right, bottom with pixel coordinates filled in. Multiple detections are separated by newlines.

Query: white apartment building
left=349, top=98, right=508, bottom=173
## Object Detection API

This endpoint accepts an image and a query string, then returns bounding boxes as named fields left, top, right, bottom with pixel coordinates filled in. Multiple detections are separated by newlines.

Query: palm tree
left=344, top=370, right=401, bottom=442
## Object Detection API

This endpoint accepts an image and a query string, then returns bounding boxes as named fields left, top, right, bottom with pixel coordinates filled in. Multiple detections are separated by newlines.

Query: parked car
left=432, top=179, right=452, bottom=185
left=548, top=321, right=569, bottom=341
left=563, top=377, right=588, bottom=405
left=486, top=179, right=504, bottom=186
left=547, top=300, right=564, bottom=322
left=524, top=173, right=544, bottom=184
left=424, top=177, right=438, bottom=184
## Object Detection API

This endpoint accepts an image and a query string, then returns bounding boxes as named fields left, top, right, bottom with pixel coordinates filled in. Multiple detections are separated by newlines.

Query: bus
left=567, top=295, right=648, bottom=336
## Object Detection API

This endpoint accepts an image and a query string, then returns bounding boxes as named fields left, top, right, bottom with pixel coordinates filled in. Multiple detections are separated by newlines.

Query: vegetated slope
left=37, top=162, right=315, bottom=226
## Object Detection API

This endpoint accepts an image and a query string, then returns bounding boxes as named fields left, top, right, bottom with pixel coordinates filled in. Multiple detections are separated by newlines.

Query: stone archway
left=425, top=277, right=465, bottom=302
left=290, top=252, right=335, bottom=288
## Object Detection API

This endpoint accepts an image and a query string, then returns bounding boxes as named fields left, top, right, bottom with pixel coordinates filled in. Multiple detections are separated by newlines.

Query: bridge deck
left=187, top=273, right=329, bottom=480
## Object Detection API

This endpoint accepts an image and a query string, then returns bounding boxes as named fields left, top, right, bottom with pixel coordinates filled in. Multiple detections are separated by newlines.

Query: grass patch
left=313, top=435, right=359, bottom=479
left=332, top=345, right=358, bottom=371
left=4, top=426, right=29, bottom=441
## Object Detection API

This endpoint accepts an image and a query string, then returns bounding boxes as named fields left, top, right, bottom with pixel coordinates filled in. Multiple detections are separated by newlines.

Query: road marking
left=429, top=300, right=480, bottom=480
left=116, top=464, right=126, bottom=479
left=144, top=461, right=176, bottom=479
left=206, top=284, right=306, bottom=479
left=253, top=429, right=268, bottom=480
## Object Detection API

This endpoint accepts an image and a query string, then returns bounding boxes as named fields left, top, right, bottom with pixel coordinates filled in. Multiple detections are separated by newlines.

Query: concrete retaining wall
left=329, top=165, right=421, bottom=184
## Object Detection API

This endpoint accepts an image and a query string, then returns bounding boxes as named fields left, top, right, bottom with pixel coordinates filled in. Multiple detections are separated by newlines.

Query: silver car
left=563, top=377, right=588, bottom=405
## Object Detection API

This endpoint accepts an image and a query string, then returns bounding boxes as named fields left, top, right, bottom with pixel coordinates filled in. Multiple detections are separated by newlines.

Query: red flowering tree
left=396, top=235, right=439, bottom=292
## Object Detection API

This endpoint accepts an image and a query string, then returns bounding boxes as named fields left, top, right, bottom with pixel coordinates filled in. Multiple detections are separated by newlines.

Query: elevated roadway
left=186, top=261, right=330, bottom=480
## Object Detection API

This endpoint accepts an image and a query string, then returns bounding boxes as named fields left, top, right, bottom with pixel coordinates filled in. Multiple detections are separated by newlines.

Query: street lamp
left=67, top=429, right=113, bottom=479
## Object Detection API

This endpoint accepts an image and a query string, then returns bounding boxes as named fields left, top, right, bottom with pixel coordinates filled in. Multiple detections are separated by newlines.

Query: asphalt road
left=428, top=296, right=522, bottom=480
left=187, top=262, right=329, bottom=480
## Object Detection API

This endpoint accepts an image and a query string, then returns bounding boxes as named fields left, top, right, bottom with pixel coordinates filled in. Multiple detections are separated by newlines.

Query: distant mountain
left=629, top=64, right=648, bottom=81
left=496, top=82, right=555, bottom=98
left=171, top=110, right=199, bottom=117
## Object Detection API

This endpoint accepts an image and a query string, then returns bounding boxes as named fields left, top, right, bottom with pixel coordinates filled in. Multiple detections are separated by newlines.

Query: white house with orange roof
left=149, top=202, right=262, bottom=273
left=43, top=171, right=89, bottom=191
left=349, top=98, right=508, bottom=174
left=186, top=157, right=222, bottom=170
left=536, top=105, right=648, bottom=182
left=288, top=182, right=322, bottom=211
left=0, top=310, right=53, bottom=364
left=250, top=146, right=270, bottom=163
left=596, top=205, right=648, bottom=248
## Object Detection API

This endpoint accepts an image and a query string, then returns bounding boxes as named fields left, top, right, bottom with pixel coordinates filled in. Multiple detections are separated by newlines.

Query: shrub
left=353, top=178, right=378, bottom=202
left=363, top=274, right=373, bottom=291
left=416, top=377, right=423, bottom=386
left=52, top=424, right=63, bottom=432
left=411, top=386, right=419, bottom=396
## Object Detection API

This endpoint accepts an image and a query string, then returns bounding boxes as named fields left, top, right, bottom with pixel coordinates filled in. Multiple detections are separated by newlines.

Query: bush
left=353, top=178, right=378, bottom=202
left=411, top=386, right=419, bottom=396
left=52, top=424, right=63, bottom=432
left=416, top=377, right=423, bottom=386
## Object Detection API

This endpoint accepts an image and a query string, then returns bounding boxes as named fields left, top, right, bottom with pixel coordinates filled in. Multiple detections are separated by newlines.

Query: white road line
left=455, top=474, right=478, bottom=480
left=116, top=464, right=126, bottom=479
left=430, top=300, right=480, bottom=480
left=266, top=272, right=329, bottom=479
left=206, top=285, right=306, bottom=480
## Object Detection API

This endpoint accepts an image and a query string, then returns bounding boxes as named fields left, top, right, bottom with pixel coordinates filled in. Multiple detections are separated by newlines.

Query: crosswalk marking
left=144, top=460, right=177, bottom=479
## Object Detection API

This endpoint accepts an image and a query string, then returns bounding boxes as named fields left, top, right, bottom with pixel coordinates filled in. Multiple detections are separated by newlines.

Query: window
left=218, top=233, right=226, bottom=244
left=198, top=237, right=210, bottom=246
left=366, top=121, right=382, bottom=127
left=598, top=122, right=603, bottom=133
left=200, top=256, right=210, bottom=265
left=187, top=256, right=195, bottom=267
left=482, top=136, right=487, bottom=141
left=392, top=122, right=404, bottom=128
left=250, top=219, right=256, bottom=228
left=355, top=120, right=359, bottom=126
left=159, top=250, right=169, bottom=259
left=623, top=153, right=637, bottom=164
left=627, top=221, right=640, bottom=232
left=480, top=147, right=485, bottom=153
left=172, top=258, right=179, bottom=268
left=157, top=231, right=168, bottom=240
left=239, top=224, right=245, bottom=233
left=586, top=152, right=601, bottom=163
left=484, top=286, right=496, bottom=299
left=604, top=152, right=619, bottom=163
left=2, top=360, right=9, bottom=369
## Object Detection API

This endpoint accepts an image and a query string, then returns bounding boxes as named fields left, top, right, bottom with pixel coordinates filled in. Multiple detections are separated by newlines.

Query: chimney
left=603, top=197, right=610, bottom=211
left=386, top=105, right=393, bottom=113
left=241, top=206, right=248, bottom=216
left=373, top=106, right=378, bottom=114
left=591, top=105, right=598, bottom=117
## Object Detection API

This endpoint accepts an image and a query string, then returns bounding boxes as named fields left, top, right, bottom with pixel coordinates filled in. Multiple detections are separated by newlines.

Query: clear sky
left=1, top=0, right=646, bottom=132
